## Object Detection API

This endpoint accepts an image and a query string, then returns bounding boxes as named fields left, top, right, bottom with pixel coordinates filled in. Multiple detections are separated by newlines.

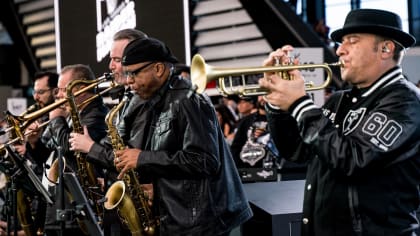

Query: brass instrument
left=47, top=76, right=115, bottom=233
left=65, top=77, right=107, bottom=224
left=1, top=105, right=40, bottom=236
left=0, top=74, right=113, bottom=235
left=190, top=54, right=343, bottom=96
left=0, top=73, right=115, bottom=155
left=104, top=93, right=157, bottom=236
left=20, top=103, right=39, bottom=116
left=0, top=103, right=39, bottom=139
left=16, top=189, right=37, bottom=236
left=9, top=73, right=114, bottom=134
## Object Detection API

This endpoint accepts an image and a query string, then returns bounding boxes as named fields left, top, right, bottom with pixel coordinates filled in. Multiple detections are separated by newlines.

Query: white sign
left=294, top=47, right=325, bottom=106
left=7, top=98, right=27, bottom=116
left=96, top=0, right=137, bottom=62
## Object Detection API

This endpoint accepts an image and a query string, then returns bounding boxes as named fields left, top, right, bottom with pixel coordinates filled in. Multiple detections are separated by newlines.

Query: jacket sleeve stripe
left=291, top=98, right=317, bottom=122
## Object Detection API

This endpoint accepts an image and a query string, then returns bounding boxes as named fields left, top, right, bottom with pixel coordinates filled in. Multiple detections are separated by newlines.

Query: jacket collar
left=361, top=66, right=404, bottom=98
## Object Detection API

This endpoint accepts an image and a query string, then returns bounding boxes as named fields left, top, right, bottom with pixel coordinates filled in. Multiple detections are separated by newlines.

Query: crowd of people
left=0, top=8, right=417, bottom=236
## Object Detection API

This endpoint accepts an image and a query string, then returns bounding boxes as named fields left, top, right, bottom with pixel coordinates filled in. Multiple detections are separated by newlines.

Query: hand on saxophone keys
left=114, top=148, right=141, bottom=179
left=69, top=126, right=94, bottom=153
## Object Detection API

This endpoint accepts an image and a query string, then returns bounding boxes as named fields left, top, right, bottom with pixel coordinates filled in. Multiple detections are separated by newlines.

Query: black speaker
left=242, top=180, right=305, bottom=236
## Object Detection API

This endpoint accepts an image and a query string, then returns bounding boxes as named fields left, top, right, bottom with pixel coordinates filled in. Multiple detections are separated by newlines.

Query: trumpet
left=0, top=73, right=116, bottom=152
left=0, top=119, right=51, bottom=154
left=190, top=54, right=343, bottom=96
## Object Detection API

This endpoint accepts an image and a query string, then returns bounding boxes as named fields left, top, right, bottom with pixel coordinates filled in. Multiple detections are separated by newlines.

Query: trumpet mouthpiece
left=332, top=60, right=345, bottom=67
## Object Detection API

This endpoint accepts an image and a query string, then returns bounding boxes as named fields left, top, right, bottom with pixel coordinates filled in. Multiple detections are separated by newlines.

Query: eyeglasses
left=33, top=88, right=55, bottom=95
left=124, top=62, right=155, bottom=78
left=56, top=87, right=67, bottom=93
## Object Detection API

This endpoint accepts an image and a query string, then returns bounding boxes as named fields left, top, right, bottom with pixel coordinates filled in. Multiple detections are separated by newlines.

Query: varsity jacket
left=266, top=66, right=420, bottom=235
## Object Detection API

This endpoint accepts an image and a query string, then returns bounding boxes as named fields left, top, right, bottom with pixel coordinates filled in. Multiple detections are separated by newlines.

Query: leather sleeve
left=137, top=92, right=221, bottom=179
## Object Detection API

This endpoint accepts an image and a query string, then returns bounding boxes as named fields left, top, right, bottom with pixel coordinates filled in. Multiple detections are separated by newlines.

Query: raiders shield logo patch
left=343, top=108, right=366, bottom=135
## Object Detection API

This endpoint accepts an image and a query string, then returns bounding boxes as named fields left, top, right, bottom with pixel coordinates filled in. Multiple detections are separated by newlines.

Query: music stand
left=52, top=146, right=103, bottom=236
left=1, top=145, right=54, bottom=236
left=59, top=172, right=103, bottom=236
left=4, top=145, right=53, bottom=205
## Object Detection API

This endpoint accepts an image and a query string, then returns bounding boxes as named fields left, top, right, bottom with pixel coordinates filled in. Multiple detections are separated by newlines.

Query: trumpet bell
left=191, top=54, right=209, bottom=94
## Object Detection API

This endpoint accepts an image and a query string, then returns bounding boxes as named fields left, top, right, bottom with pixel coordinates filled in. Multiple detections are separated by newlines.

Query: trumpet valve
left=304, top=81, right=315, bottom=88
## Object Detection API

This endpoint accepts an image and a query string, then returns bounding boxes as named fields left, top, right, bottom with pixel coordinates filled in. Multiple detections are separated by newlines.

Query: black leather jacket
left=137, top=75, right=252, bottom=235
left=87, top=93, right=150, bottom=182
left=266, top=67, right=420, bottom=235
left=44, top=96, right=108, bottom=169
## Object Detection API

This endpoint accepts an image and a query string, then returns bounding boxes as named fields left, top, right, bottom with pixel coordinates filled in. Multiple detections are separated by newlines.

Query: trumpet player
left=259, top=9, right=420, bottom=235
left=14, top=71, right=58, bottom=166
left=12, top=71, right=59, bottom=236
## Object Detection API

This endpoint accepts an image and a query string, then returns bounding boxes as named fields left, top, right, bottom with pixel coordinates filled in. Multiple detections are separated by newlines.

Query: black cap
left=122, top=37, right=179, bottom=66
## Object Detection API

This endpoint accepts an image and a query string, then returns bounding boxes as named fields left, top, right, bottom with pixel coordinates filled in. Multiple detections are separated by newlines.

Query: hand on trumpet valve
left=25, top=121, right=42, bottom=146
left=259, top=46, right=306, bottom=111
left=259, top=72, right=306, bottom=111
left=268, top=45, right=297, bottom=65
left=13, top=144, right=26, bottom=156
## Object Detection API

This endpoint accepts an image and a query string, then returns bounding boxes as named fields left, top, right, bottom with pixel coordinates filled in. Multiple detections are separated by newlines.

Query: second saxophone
left=104, top=92, right=158, bottom=236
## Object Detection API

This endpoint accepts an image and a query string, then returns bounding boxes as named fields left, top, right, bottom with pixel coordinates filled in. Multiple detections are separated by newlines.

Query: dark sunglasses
left=124, top=62, right=155, bottom=78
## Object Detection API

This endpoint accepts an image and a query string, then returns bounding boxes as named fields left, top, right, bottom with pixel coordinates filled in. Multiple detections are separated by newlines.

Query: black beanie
left=122, top=37, right=179, bottom=66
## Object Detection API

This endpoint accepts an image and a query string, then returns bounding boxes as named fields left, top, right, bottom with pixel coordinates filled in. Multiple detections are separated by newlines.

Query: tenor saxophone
left=65, top=79, right=105, bottom=225
left=104, top=93, right=157, bottom=236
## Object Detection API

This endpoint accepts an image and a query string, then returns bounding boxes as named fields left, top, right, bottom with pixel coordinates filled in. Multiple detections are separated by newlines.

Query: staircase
left=191, top=0, right=272, bottom=67
left=21, top=0, right=56, bottom=71
left=0, top=0, right=56, bottom=77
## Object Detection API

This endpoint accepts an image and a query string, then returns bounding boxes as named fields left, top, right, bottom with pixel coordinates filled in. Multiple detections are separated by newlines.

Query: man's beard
left=42, top=96, right=56, bottom=108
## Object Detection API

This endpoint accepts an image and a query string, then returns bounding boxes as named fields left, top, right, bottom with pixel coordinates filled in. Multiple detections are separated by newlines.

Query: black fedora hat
left=330, top=9, right=416, bottom=48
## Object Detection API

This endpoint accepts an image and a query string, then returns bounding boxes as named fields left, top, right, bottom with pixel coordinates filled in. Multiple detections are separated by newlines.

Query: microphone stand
left=11, top=174, right=17, bottom=236
left=56, top=146, right=65, bottom=236
left=3, top=149, right=22, bottom=236
left=5, top=171, right=18, bottom=236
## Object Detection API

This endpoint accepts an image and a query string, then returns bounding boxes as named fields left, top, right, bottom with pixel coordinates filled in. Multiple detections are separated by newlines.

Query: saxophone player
left=69, top=29, right=151, bottom=236
left=41, top=64, right=109, bottom=236
left=112, top=37, right=252, bottom=235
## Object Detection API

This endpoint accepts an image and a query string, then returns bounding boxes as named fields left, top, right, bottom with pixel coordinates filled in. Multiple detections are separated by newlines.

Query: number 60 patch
left=362, top=112, right=403, bottom=151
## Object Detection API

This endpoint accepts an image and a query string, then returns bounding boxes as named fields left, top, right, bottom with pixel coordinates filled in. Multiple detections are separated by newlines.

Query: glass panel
left=325, top=0, right=409, bottom=41
left=361, top=0, right=409, bottom=32
left=325, top=0, right=351, bottom=39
